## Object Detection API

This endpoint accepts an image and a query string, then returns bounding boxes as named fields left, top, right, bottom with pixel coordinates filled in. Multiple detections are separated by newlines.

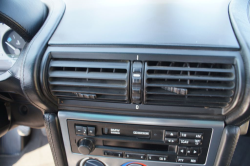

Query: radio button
left=125, top=153, right=146, bottom=160
left=87, top=127, right=95, bottom=136
left=180, top=132, right=203, bottom=139
left=179, top=139, right=202, bottom=146
left=75, top=126, right=83, bottom=135
left=178, top=147, right=187, bottom=155
left=165, top=138, right=178, bottom=144
left=177, top=156, right=189, bottom=163
left=148, top=154, right=168, bottom=161
left=113, top=152, right=123, bottom=158
left=187, top=147, right=200, bottom=156
left=75, top=126, right=87, bottom=136
left=168, top=145, right=177, bottom=153
left=104, top=151, right=113, bottom=156
left=186, top=148, right=192, bottom=155
left=132, top=130, right=150, bottom=139
left=190, top=157, right=198, bottom=163
left=177, top=156, right=198, bottom=163
left=151, top=130, right=164, bottom=141
left=104, top=151, right=123, bottom=158
left=103, top=128, right=109, bottom=135
left=165, top=131, right=178, bottom=138
left=83, top=127, right=87, bottom=135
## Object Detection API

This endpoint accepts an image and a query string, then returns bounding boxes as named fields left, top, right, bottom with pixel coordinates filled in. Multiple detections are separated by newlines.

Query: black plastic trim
left=20, top=0, right=65, bottom=112
left=226, top=0, right=250, bottom=125
left=214, top=125, right=240, bottom=166
left=44, top=113, right=68, bottom=166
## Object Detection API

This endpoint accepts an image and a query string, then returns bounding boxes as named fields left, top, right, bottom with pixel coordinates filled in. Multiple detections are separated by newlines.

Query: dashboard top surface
left=49, top=0, right=239, bottom=49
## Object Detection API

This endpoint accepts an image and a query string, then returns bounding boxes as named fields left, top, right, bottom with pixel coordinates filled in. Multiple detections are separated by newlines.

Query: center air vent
left=144, top=61, right=236, bottom=108
left=48, top=59, right=130, bottom=103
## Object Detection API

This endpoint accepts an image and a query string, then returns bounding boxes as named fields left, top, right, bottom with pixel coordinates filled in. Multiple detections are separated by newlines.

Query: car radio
left=67, top=120, right=212, bottom=164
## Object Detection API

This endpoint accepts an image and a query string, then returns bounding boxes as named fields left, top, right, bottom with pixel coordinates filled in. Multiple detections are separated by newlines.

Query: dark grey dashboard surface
left=49, top=0, right=239, bottom=49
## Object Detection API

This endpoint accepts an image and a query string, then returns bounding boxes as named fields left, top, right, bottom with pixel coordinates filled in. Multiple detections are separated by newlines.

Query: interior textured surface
left=0, top=129, right=54, bottom=166
left=231, top=136, right=250, bottom=166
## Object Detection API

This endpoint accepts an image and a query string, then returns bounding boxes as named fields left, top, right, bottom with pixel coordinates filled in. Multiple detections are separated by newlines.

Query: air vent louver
left=144, top=61, right=236, bottom=108
left=48, top=59, right=130, bottom=103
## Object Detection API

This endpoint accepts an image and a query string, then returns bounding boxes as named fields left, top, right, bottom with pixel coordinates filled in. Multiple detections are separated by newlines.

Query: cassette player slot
left=103, top=140, right=169, bottom=152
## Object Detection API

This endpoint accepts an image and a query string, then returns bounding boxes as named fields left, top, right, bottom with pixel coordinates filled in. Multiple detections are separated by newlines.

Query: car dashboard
left=0, top=0, right=250, bottom=166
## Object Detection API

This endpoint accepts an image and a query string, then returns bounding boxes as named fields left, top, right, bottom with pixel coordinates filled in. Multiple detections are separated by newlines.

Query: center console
left=59, top=112, right=224, bottom=166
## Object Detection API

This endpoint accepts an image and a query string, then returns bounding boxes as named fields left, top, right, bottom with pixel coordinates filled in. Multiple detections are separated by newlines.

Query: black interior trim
left=20, top=0, right=65, bottom=112
left=214, top=125, right=240, bottom=166
left=0, top=0, right=48, bottom=41
left=44, top=113, right=68, bottom=166
left=226, top=0, right=250, bottom=125
left=40, top=46, right=243, bottom=120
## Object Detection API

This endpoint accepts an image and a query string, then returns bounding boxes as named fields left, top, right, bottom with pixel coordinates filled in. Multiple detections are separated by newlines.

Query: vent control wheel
left=79, top=159, right=105, bottom=166
left=84, top=159, right=105, bottom=166
left=131, top=62, right=143, bottom=104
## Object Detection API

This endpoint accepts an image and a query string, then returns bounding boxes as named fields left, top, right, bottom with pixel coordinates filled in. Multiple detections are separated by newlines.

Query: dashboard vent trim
left=144, top=61, right=236, bottom=108
left=48, top=59, right=130, bottom=103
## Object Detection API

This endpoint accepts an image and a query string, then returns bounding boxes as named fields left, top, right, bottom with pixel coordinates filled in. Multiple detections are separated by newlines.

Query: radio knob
left=78, top=138, right=95, bottom=155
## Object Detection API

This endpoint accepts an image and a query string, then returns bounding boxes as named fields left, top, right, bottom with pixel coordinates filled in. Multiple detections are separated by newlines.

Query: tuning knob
left=77, top=138, right=95, bottom=155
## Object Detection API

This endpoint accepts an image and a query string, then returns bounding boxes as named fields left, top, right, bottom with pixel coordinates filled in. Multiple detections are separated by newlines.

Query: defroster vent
left=144, top=61, right=236, bottom=108
left=48, top=59, right=130, bottom=103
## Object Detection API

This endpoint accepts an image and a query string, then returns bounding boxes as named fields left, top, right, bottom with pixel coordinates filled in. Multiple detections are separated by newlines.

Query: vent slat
left=146, top=66, right=234, bottom=73
left=53, top=93, right=128, bottom=101
left=144, top=61, right=236, bottom=108
left=147, top=74, right=235, bottom=81
left=146, top=95, right=231, bottom=103
left=145, top=101, right=228, bottom=107
left=50, top=60, right=129, bottom=69
left=49, top=80, right=127, bottom=89
left=51, top=86, right=127, bottom=95
left=48, top=59, right=130, bottom=103
left=147, top=82, right=235, bottom=90
left=49, top=71, right=127, bottom=80
left=146, top=88, right=234, bottom=97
